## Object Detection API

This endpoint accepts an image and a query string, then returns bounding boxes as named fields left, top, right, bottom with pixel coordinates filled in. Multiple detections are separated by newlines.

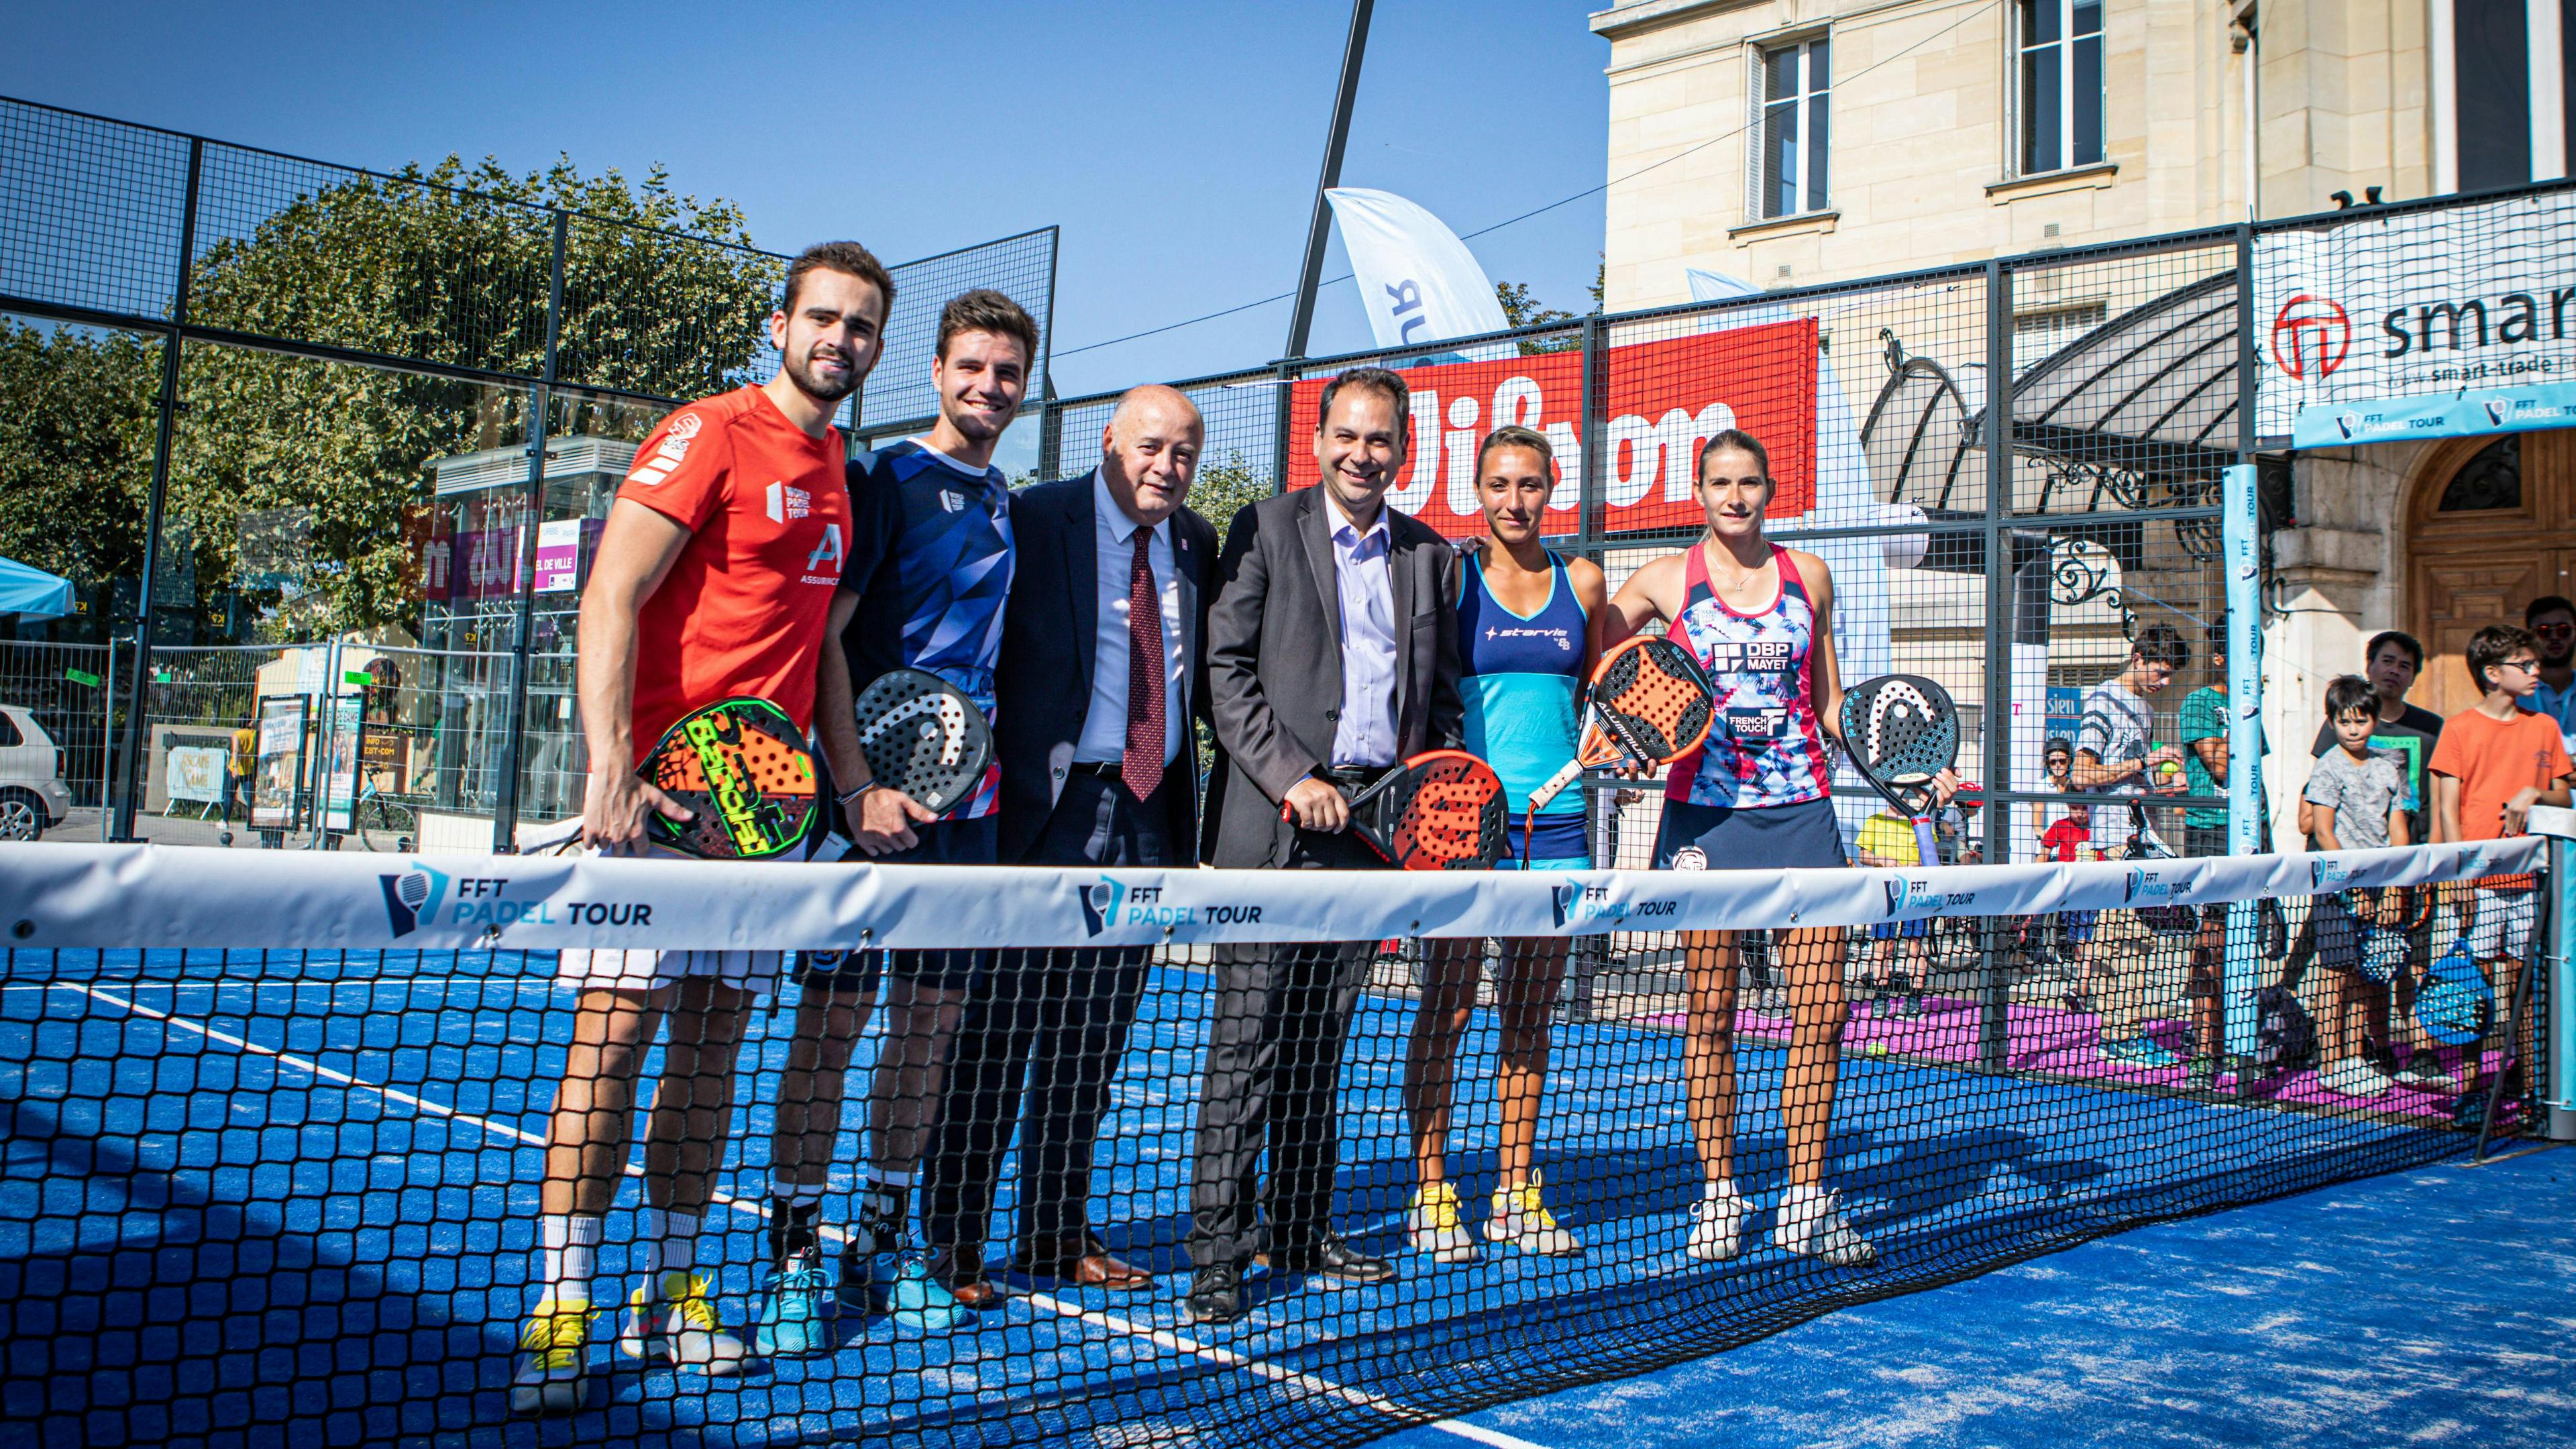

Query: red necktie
left=1123, top=527, right=1166, bottom=801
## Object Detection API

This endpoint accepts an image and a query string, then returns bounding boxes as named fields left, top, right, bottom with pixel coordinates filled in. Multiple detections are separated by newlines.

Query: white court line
left=50, top=979, right=1548, bottom=1449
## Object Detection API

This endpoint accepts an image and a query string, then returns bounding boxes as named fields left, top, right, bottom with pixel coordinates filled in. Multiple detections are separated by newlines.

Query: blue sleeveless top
left=1458, top=551, right=1588, bottom=814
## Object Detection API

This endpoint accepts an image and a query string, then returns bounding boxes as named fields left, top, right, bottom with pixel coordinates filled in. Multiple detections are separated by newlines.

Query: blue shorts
left=794, top=815, right=997, bottom=994
left=1499, top=810, right=1590, bottom=871
left=1653, top=796, right=1847, bottom=871
left=2059, top=910, right=2098, bottom=944
left=1869, top=918, right=1929, bottom=941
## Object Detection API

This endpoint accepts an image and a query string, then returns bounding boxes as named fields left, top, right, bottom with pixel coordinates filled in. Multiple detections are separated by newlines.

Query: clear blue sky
left=3, top=0, right=1611, bottom=396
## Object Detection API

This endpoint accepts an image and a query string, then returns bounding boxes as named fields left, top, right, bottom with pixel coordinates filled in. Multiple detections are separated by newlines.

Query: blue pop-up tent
left=0, top=556, right=74, bottom=619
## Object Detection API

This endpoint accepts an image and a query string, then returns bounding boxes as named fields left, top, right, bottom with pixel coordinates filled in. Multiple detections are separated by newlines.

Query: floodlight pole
left=1283, top=0, right=1375, bottom=363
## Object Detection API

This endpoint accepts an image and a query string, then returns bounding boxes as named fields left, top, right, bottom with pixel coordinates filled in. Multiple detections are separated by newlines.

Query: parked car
left=0, top=703, right=72, bottom=841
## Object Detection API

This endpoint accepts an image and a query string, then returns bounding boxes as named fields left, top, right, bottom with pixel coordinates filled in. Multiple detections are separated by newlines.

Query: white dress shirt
left=1326, top=494, right=1399, bottom=768
left=1075, top=469, right=1187, bottom=765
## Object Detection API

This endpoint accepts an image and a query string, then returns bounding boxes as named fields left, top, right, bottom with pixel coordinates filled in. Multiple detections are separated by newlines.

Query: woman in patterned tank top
left=1404, top=426, right=1607, bottom=1267
left=1598, top=428, right=1876, bottom=1271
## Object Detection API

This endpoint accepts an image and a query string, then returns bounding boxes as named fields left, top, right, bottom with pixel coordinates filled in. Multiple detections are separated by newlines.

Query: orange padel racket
left=1282, top=751, right=1508, bottom=871
left=1519, top=636, right=1715, bottom=865
left=642, top=696, right=821, bottom=860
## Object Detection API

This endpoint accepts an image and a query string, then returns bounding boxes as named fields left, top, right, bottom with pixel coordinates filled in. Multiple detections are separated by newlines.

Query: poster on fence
left=250, top=696, right=306, bottom=830
left=314, top=692, right=363, bottom=835
left=1281, top=318, right=1819, bottom=539
left=162, top=745, right=226, bottom=808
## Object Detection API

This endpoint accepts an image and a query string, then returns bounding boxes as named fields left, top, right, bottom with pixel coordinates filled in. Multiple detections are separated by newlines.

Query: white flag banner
left=1326, top=187, right=1511, bottom=351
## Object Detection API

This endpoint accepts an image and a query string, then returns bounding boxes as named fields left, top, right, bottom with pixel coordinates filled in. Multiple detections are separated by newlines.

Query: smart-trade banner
left=2256, top=191, right=2576, bottom=443
left=0, top=839, right=2533, bottom=952
left=1284, top=320, right=1819, bottom=539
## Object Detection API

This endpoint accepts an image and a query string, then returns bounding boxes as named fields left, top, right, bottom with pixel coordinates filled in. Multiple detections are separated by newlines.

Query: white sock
left=771, top=1170, right=825, bottom=1207
left=540, top=1214, right=603, bottom=1307
left=657, top=1210, right=701, bottom=1278
left=1702, top=1177, right=1741, bottom=1202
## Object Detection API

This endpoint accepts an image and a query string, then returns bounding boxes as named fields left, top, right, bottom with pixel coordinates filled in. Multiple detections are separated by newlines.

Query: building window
left=2438, top=435, right=2522, bottom=512
left=1757, top=36, right=1829, bottom=219
left=2019, top=0, right=2104, bottom=174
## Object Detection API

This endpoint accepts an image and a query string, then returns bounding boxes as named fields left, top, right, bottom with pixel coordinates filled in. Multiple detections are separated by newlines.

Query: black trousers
left=1188, top=826, right=1378, bottom=1273
left=924, top=771, right=1167, bottom=1263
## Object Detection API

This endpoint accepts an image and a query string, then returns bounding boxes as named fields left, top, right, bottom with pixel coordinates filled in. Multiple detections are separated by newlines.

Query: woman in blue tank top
left=1405, top=425, right=1607, bottom=1265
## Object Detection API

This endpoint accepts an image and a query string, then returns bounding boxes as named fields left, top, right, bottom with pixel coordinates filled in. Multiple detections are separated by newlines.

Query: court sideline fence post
left=1978, top=257, right=2012, bottom=1071
left=113, top=136, right=203, bottom=843
left=2537, top=804, right=2576, bottom=1142
left=490, top=209, right=568, bottom=854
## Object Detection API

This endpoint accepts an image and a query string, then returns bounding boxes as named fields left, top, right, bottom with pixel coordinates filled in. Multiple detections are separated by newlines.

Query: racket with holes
left=642, top=696, right=821, bottom=859
left=1839, top=674, right=1962, bottom=864
left=1521, top=636, right=1715, bottom=865
left=1283, top=751, right=1507, bottom=870
left=854, top=667, right=994, bottom=818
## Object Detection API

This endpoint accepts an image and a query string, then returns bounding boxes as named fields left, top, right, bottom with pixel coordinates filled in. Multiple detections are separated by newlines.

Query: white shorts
left=2459, top=889, right=2536, bottom=963
left=554, top=947, right=784, bottom=995
left=547, top=830, right=845, bottom=996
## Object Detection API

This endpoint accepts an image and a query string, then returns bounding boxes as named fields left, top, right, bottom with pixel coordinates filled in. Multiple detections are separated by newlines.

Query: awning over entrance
left=1860, top=270, right=2242, bottom=517
left=0, top=556, right=73, bottom=619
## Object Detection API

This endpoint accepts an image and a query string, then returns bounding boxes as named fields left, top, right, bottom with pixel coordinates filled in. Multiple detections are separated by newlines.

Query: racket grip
left=1912, top=817, right=1939, bottom=865
left=1526, top=759, right=1584, bottom=814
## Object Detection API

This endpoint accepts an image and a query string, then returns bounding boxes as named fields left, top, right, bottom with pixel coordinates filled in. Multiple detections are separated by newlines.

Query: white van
left=0, top=703, right=72, bottom=841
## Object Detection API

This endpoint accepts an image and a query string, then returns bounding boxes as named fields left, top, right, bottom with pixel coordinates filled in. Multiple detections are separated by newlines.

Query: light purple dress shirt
left=1328, top=502, right=1399, bottom=767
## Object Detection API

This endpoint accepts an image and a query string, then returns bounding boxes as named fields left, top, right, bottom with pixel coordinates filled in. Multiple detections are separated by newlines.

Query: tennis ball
left=2157, top=761, right=2181, bottom=779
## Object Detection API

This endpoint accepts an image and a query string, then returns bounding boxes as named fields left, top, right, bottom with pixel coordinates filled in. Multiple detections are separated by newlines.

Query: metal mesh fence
left=859, top=228, right=1061, bottom=433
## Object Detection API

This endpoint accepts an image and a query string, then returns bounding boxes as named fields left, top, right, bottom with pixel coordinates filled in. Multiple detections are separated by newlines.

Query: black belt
left=1319, top=764, right=1393, bottom=789
left=1071, top=758, right=1179, bottom=779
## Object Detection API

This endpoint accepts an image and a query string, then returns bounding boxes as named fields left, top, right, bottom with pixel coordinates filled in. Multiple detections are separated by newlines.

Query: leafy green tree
left=0, top=324, right=160, bottom=609
left=1494, top=280, right=1582, bottom=357
left=1187, top=448, right=1273, bottom=543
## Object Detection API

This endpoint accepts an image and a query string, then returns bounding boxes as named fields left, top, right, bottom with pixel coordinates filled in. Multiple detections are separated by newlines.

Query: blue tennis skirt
left=1652, top=796, right=1847, bottom=871
left=1499, top=810, right=1590, bottom=871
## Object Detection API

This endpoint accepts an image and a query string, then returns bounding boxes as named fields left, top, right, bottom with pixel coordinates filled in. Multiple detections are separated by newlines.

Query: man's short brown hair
left=936, top=288, right=1040, bottom=366
left=1317, top=366, right=1410, bottom=431
left=781, top=240, right=894, bottom=319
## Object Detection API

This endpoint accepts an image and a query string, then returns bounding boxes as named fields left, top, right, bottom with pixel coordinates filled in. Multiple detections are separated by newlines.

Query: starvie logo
left=2271, top=293, right=2352, bottom=380
left=380, top=865, right=450, bottom=938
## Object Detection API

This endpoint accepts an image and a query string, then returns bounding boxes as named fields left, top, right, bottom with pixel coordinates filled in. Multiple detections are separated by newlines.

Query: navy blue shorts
left=1499, top=810, right=1591, bottom=871
left=793, top=814, right=997, bottom=994
left=1653, top=796, right=1847, bottom=871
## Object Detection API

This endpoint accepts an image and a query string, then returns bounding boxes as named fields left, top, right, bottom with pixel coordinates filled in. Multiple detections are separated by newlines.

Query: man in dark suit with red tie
left=921, top=384, right=1220, bottom=1306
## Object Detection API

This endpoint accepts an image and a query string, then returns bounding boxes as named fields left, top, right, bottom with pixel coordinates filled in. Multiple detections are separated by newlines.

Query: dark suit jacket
left=994, top=472, right=1220, bottom=864
left=1201, top=486, right=1464, bottom=868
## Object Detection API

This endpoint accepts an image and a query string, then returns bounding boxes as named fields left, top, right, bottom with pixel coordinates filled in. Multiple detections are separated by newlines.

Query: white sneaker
left=1486, top=1175, right=1581, bottom=1256
left=1686, top=1181, right=1747, bottom=1262
left=1776, top=1185, right=1876, bottom=1267
left=1407, top=1180, right=1480, bottom=1264
left=509, top=1299, right=596, bottom=1415
left=2318, top=1059, right=2396, bottom=1100
left=618, top=1271, right=748, bottom=1376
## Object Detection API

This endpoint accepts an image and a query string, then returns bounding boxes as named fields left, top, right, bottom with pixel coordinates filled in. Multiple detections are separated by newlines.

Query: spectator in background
left=2300, top=631, right=2442, bottom=847
left=2071, top=625, right=2190, bottom=854
left=2304, top=676, right=2412, bottom=1099
left=2177, top=622, right=2263, bottom=1085
left=2038, top=800, right=2105, bottom=1006
left=226, top=714, right=258, bottom=826
left=2523, top=595, right=2575, bottom=757
left=1852, top=805, right=1933, bottom=1018
left=2428, top=623, right=2574, bottom=1121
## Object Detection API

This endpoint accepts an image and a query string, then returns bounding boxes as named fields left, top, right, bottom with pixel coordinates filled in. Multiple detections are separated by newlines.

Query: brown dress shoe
left=1017, top=1236, right=1155, bottom=1291
left=928, top=1248, right=1002, bottom=1309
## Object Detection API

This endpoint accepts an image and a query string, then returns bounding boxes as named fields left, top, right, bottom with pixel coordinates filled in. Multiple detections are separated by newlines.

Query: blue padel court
left=0, top=951, right=2489, bottom=1447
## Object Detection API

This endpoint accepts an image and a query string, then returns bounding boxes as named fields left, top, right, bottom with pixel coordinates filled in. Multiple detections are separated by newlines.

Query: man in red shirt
left=510, top=241, right=892, bottom=1415
left=2429, top=623, right=2575, bottom=1120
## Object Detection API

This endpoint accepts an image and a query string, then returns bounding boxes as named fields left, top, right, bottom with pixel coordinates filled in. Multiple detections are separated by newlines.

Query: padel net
left=0, top=832, right=2558, bottom=1446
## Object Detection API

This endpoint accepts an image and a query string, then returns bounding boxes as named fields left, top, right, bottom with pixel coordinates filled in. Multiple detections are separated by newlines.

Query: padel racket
left=1839, top=674, right=1962, bottom=864
left=2416, top=927, right=2496, bottom=1047
left=643, top=697, right=820, bottom=860
left=854, top=667, right=994, bottom=818
left=1521, top=635, right=1715, bottom=865
left=1283, top=750, right=1507, bottom=871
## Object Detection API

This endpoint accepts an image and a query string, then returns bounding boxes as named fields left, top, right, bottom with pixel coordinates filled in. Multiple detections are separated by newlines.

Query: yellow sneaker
left=617, top=1271, right=747, bottom=1377
left=1407, top=1179, right=1479, bottom=1264
left=509, top=1299, right=596, bottom=1415
left=1487, top=1174, right=1581, bottom=1256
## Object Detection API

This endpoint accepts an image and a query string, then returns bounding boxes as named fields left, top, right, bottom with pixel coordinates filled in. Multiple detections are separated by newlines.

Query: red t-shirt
left=2428, top=704, right=2574, bottom=889
left=2041, top=816, right=2091, bottom=863
left=619, top=386, right=851, bottom=749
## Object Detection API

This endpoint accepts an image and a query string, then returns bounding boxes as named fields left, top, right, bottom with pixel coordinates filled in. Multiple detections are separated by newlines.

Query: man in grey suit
left=1186, top=366, right=1464, bottom=1325
left=924, top=386, right=1220, bottom=1309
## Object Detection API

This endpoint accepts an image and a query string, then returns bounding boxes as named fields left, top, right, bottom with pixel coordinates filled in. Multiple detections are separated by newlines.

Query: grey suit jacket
left=1201, top=486, right=1464, bottom=867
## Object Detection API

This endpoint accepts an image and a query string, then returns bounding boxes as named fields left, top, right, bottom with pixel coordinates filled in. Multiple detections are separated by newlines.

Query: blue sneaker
left=885, top=1252, right=975, bottom=1332
left=839, top=1236, right=892, bottom=1315
left=755, top=1250, right=833, bottom=1358
left=2098, top=1034, right=2180, bottom=1069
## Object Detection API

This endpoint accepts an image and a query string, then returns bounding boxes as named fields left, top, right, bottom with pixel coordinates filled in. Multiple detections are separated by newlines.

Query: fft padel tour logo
left=1076, top=877, right=1128, bottom=938
left=380, top=865, right=451, bottom=938
left=1073, top=876, right=1266, bottom=938
left=2271, top=293, right=2352, bottom=380
left=1882, top=878, right=1975, bottom=917
left=2308, top=856, right=2352, bottom=891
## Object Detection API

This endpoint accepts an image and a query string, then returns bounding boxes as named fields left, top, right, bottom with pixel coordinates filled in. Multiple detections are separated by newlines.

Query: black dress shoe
left=1183, top=1265, right=1244, bottom=1326
left=1269, top=1236, right=1396, bottom=1286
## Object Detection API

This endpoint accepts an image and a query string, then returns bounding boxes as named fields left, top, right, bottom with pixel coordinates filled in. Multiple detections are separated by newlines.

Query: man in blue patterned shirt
left=759, top=289, right=1034, bottom=1350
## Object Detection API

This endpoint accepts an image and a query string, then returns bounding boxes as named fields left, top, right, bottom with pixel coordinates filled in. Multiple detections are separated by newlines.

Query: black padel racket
left=1347, top=750, right=1509, bottom=871
left=643, top=696, right=821, bottom=860
left=1839, top=674, right=1961, bottom=863
left=854, top=667, right=994, bottom=818
left=1522, top=635, right=1715, bottom=865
